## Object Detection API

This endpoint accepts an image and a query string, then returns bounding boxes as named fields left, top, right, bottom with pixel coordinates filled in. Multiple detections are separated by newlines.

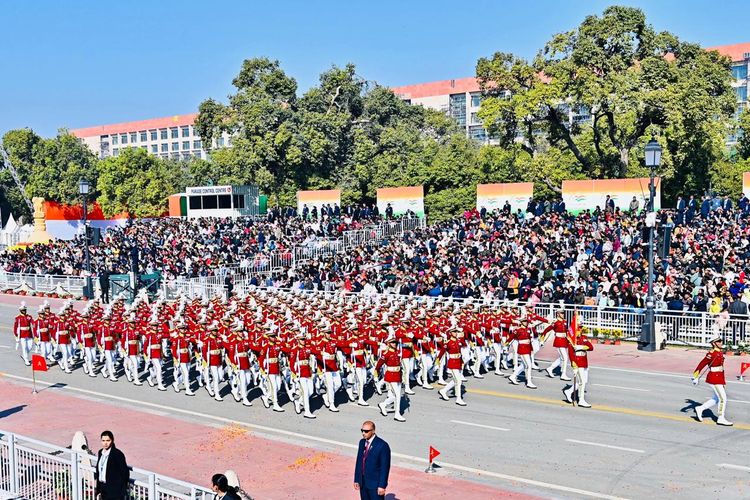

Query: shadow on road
left=0, top=405, right=26, bottom=419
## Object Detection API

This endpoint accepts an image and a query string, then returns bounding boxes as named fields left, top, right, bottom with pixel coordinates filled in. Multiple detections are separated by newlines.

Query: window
left=193, top=140, right=202, bottom=149
left=736, top=86, right=748, bottom=102
left=193, top=151, right=202, bottom=159
left=233, top=194, right=245, bottom=209
left=470, top=112, right=482, bottom=125
left=160, top=129, right=168, bottom=140
left=470, top=93, right=482, bottom=107
left=161, top=143, right=168, bottom=152
left=217, top=137, right=225, bottom=147
left=189, top=196, right=202, bottom=210
left=160, top=153, right=169, bottom=159
left=170, top=127, right=179, bottom=139
left=181, top=126, right=190, bottom=137
left=113, top=148, right=120, bottom=156
left=202, top=195, right=218, bottom=210
left=172, top=142, right=179, bottom=151
left=130, top=132, right=137, bottom=143
left=182, top=152, right=192, bottom=160
left=140, top=131, right=147, bottom=142
left=733, top=64, right=748, bottom=80
left=111, top=135, right=118, bottom=145
left=140, top=145, right=147, bottom=150
left=151, top=144, right=158, bottom=153
left=468, top=125, right=487, bottom=142
left=182, top=141, right=190, bottom=150
left=218, top=195, right=232, bottom=209
left=150, top=130, right=157, bottom=141
left=120, top=134, right=128, bottom=144
left=449, top=93, right=467, bottom=128
left=171, top=152, right=180, bottom=160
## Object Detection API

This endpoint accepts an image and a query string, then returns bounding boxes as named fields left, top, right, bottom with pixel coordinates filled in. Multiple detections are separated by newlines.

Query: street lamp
left=639, top=139, right=662, bottom=351
left=79, top=178, right=93, bottom=299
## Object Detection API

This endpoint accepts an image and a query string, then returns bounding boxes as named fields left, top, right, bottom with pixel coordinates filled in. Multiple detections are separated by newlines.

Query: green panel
left=179, top=195, right=187, bottom=216
left=259, top=195, right=268, bottom=214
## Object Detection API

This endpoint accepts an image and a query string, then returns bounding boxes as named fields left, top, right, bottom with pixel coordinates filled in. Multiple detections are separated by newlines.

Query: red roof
left=706, top=42, right=750, bottom=62
left=71, top=113, right=198, bottom=139
left=391, top=77, right=480, bottom=100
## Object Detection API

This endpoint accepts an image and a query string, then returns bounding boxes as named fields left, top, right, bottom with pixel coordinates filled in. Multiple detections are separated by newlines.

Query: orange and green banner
left=743, top=172, right=750, bottom=196
left=377, top=186, right=424, bottom=218
left=562, top=178, right=659, bottom=214
left=476, top=182, right=534, bottom=213
left=297, top=189, right=341, bottom=215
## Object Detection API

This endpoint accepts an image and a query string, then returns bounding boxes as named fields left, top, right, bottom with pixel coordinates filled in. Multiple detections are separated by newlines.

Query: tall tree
left=476, top=5, right=735, bottom=199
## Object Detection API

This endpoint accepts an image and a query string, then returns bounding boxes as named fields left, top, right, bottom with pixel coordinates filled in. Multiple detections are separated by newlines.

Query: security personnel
left=14, top=302, right=33, bottom=366
left=693, top=336, right=732, bottom=426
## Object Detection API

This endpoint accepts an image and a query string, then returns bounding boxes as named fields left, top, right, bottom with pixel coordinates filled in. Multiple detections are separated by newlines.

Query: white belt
left=386, top=366, right=400, bottom=372
left=298, top=360, right=309, bottom=365
left=322, top=353, right=336, bottom=360
left=448, top=353, right=461, bottom=359
left=19, top=327, right=30, bottom=331
left=237, top=353, right=248, bottom=357
left=178, top=349, right=189, bottom=354
left=128, top=340, right=138, bottom=345
left=209, top=350, right=222, bottom=355
left=149, top=345, right=160, bottom=350
left=518, top=340, right=531, bottom=344
left=555, top=333, right=566, bottom=338
left=266, top=358, right=278, bottom=363
left=352, top=350, right=364, bottom=355
left=709, top=366, right=724, bottom=372
left=84, top=334, right=94, bottom=339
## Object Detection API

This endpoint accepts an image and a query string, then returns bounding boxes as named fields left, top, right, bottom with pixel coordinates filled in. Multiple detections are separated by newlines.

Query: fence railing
left=0, top=271, right=93, bottom=298
left=0, top=430, right=214, bottom=500
left=161, top=277, right=227, bottom=301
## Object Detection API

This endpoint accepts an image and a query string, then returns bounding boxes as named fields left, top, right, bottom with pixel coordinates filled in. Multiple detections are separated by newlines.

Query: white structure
left=71, top=114, right=231, bottom=161
left=185, top=185, right=259, bottom=218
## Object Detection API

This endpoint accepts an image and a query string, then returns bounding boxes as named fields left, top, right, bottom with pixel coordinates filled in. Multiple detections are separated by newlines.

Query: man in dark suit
left=354, top=420, right=391, bottom=500
left=729, top=294, right=748, bottom=346
left=94, top=430, right=130, bottom=500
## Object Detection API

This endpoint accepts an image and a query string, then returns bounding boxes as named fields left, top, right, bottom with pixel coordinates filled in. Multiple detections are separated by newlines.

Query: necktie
left=362, top=441, right=371, bottom=475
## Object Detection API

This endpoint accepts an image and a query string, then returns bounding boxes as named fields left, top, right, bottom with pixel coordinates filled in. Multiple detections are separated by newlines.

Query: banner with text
left=476, top=182, right=534, bottom=213
left=297, top=189, right=341, bottom=215
left=562, top=178, right=660, bottom=214
left=377, top=186, right=425, bottom=218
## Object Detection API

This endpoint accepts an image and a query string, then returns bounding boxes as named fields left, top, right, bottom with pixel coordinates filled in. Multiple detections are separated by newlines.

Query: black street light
left=79, top=178, right=93, bottom=299
left=639, top=139, right=662, bottom=351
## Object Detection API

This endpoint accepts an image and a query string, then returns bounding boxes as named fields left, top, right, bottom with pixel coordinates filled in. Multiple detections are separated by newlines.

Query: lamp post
left=639, top=139, right=662, bottom=351
left=79, top=178, right=93, bottom=299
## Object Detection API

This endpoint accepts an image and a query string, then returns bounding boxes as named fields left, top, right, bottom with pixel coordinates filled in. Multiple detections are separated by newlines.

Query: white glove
left=692, top=377, right=699, bottom=386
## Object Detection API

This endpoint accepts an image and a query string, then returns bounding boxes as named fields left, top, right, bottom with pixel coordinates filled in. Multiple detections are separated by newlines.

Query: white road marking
left=728, top=399, right=750, bottom=404
left=593, top=365, right=749, bottom=386
left=450, top=419, right=510, bottom=432
left=593, top=384, right=650, bottom=392
left=717, top=463, right=750, bottom=472
left=565, top=438, right=645, bottom=454
left=0, top=371, right=627, bottom=500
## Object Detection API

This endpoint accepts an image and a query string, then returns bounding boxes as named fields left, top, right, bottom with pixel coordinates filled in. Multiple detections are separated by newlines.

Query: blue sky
left=1, top=0, right=747, bottom=137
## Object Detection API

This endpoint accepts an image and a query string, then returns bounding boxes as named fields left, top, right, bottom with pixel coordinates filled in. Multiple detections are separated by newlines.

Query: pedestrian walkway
left=0, top=378, right=537, bottom=500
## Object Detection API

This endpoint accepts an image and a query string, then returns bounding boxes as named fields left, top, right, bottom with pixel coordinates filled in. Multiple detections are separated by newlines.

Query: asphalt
left=2, top=298, right=750, bottom=499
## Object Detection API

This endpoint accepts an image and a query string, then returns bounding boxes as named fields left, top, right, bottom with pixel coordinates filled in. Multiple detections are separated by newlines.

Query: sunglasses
left=361, top=428, right=374, bottom=434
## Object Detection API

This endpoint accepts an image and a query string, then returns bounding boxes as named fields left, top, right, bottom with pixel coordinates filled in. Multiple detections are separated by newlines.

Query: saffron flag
left=429, top=446, right=440, bottom=462
left=31, top=354, right=48, bottom=372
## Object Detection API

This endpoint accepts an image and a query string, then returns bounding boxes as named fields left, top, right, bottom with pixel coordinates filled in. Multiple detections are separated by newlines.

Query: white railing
left=0, top=431, right=214, bottom=500
left=0, top=271, right=93, bottom=298
left=161, top=277, right=227, bottom=301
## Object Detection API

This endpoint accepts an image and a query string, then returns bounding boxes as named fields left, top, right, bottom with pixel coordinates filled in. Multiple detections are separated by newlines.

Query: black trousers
left=359, top=486, right=385, bottom=500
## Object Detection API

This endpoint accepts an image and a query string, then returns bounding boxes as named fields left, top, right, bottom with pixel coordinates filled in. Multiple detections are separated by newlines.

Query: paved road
left=2, top=301, right=750, bottom=499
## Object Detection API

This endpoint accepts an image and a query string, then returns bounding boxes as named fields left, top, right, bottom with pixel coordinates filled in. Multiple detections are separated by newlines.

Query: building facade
left=70, top=114, right=230, bottom=160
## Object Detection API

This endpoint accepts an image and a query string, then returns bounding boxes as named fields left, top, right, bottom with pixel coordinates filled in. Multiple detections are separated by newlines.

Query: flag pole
left=32, top=365, right=37, bottom=394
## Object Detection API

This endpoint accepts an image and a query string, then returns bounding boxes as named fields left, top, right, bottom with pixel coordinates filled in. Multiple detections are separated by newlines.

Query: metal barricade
left=0, top=431, right=214, bottom=500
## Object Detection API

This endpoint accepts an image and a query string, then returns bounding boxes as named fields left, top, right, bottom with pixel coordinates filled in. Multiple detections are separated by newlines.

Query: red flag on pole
left=741, top=363, right=750, bottom=376
left=429, top=446, right=440, bottom=463
left=31, top=354, right=48, bottom=372
left=568, top=312, right=578, bottom=338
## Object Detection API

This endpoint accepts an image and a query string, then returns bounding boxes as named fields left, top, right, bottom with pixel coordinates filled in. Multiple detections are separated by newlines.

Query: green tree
left=476, top=5, right=735, bottom=200
left=97, top=148, right=175, bottom=217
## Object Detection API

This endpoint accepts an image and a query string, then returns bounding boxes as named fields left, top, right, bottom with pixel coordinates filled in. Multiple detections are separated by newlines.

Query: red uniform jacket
left=543, top=320, right=569, bottom=348
left=438, top=339, right=463, bottom=370
left=375, top=349, right=402, bottom=383
left=515, top=327, right=532, bottom=355
left=14, top=314, right=33, bottom=339
left=34, top=317, right=52, bottom=342
left=568, top=336, right=594, bottom=369
left=695, top=349, right=726, bottom=385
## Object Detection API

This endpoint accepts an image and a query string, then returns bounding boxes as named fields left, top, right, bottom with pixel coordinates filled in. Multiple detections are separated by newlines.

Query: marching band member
left=375, top=335, right=406, bottom=422
left=14, top=302, right=33, bottom=366
left=542, top=311, right=572, bottom=381
left=693, top=336, right=732, bottom=426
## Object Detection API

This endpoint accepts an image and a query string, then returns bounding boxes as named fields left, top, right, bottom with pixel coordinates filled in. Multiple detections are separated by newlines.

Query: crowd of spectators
left=3, top=193, right=750, bottom=315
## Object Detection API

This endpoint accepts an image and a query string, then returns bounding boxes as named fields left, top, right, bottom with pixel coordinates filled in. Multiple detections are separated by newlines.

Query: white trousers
left=297, top=376, right=314, bottom=416
left=323, top=371, right=343, bottom=408
left=19, top=338, right=32, bottom=363
left=699, top=384, right=728, bottom=418
left=401, top=358, right=415, bottom=386
left=148, top=358, right=164, bottom=388
left=103, top=350, right=117, bottom=379
left=382, top=381, right=403, bottom=418
left=548, top=347, right=569, bottom=377
left=418, top=354, right=434, bottom=384
left=354, top=367, right=368, bottom=403
left=443, top=368, right=465, bottom=403
left=512, top=354, right=533, bottom=383
left=83, top=346, right=97, bottom=374
left=58, top=344, right=73, bottom=371
left=491, top=343, right=504, bottom=372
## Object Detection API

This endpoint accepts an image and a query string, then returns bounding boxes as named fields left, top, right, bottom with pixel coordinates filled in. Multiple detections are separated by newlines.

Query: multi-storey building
left=70, top=114, right=230, bottom=160
left=71, top=43, right=750, bottom=156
